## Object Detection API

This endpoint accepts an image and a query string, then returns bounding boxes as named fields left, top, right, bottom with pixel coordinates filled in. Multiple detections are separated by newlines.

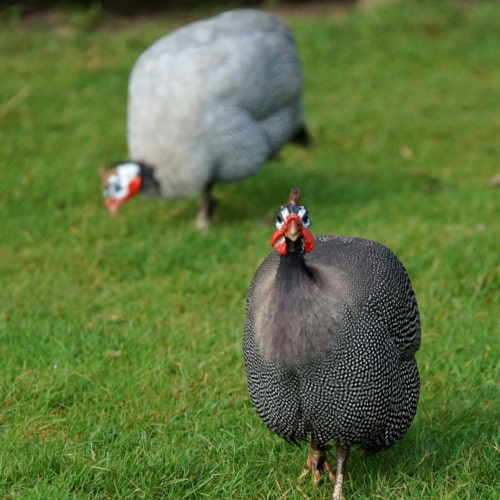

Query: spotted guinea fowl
left=100, top=9, right=309, bottom=230
left=243, top=189, right=421, bottom=499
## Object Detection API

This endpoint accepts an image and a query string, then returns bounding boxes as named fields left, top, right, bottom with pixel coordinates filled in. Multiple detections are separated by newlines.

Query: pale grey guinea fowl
left=243, top=188, right=421, bottom=499
left=101, top=9, right=310, bottom=230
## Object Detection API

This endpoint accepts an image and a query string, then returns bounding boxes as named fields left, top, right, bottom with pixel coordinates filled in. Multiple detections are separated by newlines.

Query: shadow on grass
left=214, top=150, right=448, bottom=230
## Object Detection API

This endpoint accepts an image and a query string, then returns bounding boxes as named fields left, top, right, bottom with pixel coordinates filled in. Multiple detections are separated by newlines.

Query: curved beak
left=105, top=197, right=121, bottom=216
left=285, top=218, right=301, bottom=241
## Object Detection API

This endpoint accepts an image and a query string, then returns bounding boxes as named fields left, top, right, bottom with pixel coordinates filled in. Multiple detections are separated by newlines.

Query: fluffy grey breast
left=127, top=9, right=308, bottom=200
left=243, top=236, right=420, bottom=449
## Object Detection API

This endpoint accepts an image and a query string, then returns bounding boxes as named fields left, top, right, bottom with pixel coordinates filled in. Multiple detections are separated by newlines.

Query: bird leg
left=298, top=439, right=334, bottom=483
left=291, top=124, right=312, bottom=147
left=331, top=444, right=350, bottom=500
left=196, top=182, right=218, bottom=231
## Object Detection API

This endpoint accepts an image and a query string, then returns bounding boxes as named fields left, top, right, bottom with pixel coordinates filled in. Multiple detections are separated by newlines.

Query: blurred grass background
left=0, top=0, right=499, bottom=498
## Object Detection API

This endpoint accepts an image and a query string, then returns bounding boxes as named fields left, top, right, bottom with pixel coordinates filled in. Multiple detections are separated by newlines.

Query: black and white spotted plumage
left=243, top=200, right=420, bottom=497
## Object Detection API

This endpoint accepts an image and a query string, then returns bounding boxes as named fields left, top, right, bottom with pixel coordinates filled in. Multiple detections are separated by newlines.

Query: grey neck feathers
left=138, top=162, right=160, bottom=194
left=254, top=249, right=346, bottom=364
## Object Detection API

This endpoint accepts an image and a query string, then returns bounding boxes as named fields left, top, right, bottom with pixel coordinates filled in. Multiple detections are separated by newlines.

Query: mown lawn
left=0, top=0, right=498, bottom=498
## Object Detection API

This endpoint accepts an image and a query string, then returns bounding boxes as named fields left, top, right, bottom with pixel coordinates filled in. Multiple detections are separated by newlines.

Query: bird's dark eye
left=107, top=181, right=122, bottom=196
left=297, top=206, right=310, bottom=228
left=103, top=174, right=123, bottom=198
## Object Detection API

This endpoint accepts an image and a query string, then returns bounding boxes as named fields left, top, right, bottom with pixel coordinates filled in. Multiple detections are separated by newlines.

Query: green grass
left=1, top=0, right=499, bottom=498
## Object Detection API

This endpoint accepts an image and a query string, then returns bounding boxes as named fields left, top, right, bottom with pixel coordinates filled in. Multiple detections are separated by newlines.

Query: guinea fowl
left=100, top=9, right=309, bottom=230
left=243, top=189, right=421, bottom=499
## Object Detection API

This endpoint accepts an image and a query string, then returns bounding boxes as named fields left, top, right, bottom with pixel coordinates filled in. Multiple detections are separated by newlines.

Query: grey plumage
left=243, top=192, right=420, bottom=498
left=126, top=9, right=309, bottom=228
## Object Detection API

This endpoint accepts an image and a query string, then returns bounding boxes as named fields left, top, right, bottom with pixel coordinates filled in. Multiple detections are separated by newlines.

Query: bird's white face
left=271, top=202, right=314, bottom=255
left=100, top=162, right=142, bottom=216
left=275, top=205, right=310, bottom=231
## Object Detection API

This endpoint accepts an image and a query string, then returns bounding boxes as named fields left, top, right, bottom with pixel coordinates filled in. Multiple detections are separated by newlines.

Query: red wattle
left=273, top=236, right=287, bottom=255
left=271, top=229, right=288, bottom=255
left=126, top=176, right=142, bottom=201
left=303, top=229, right=315, bottom=253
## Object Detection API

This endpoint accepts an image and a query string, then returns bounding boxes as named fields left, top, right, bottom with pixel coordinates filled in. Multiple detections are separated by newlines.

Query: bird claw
left=298, top=445, right=335, bottom=484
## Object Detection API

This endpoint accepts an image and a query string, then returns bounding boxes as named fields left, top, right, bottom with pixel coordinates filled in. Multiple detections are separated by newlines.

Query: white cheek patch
left=104, top=163, right=141, bottom=200
left=297, top=206, right=310, bottom=227
left=275, top=205, right=310, bottom=229
left=104, top=175, right=125, bottom=199
left=276, top=207, right=291, bottom=229
left=118, top=162, right=141, bottom=180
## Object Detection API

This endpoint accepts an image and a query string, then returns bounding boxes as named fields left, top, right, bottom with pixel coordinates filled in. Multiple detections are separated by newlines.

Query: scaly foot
left=298, top=444, right=335, bottom=483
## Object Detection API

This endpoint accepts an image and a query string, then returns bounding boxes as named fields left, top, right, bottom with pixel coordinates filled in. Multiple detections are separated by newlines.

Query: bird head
left=100, top=162, right=142, bottom=216
left=271, top=188, right=314, bottom=256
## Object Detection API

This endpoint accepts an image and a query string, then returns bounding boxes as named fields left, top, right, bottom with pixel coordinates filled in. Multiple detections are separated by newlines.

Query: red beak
left=105, top=198, right=122, bottom=216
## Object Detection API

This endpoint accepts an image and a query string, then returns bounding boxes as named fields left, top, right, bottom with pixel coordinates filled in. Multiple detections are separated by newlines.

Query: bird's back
left=127, top=9, right=306, bottom=199
left=243, top=236, right=420, bottom=450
